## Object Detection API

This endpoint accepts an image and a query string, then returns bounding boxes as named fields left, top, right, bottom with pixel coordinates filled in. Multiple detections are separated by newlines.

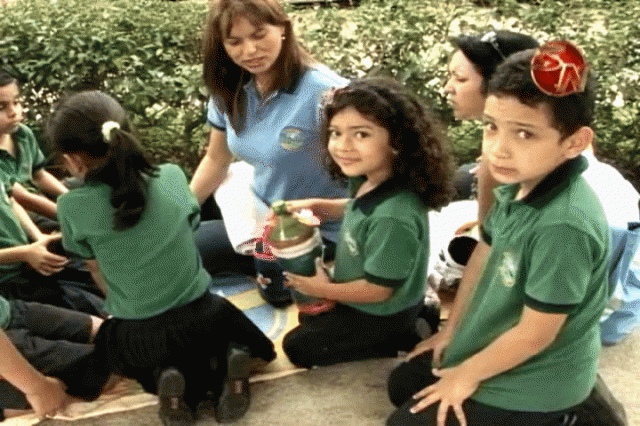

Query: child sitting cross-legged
left=386, top=42, right=611, bottom=426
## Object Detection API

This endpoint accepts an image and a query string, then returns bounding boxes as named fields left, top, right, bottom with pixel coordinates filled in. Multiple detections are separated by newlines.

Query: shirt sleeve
left=363, top=217, right=420, bottom=288
left=21, top=126, right=47, bottom=171
left=31, top=147, right=47, bottom=171
left=58, top=196, right=94, bottom=259
left=523, top=224, right=595, bottom=313
left=206, top=97, right=226, bottom=131
left=166, top=165, right=201, bottom=231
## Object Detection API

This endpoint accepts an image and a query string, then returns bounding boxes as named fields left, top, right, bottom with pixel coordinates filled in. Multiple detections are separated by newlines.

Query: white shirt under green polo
left=442, top=156, right=610, bottom=412
left=207, top=66, right=348, bottom=241
left=333, top=178, right=429, bottom=316
left=58, top=164, right=210, bottom=320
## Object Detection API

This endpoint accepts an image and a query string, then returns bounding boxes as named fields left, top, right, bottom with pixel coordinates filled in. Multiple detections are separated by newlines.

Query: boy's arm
left=0, top=329, right=68, bottom=417
left=410, top=306, right=566, bottom=426
left=11, top=197, right=44, bottom=242
left=407, top=240, right=491, bottom=363
left=32, top=169, right=68, bottom=198
left=1, top=198, right=68, bottom=275
left=10, top=183, right=57, bottom=219
left=84, top=259, right=108, bottom=296
left=476, top=158, right=500, bottom=222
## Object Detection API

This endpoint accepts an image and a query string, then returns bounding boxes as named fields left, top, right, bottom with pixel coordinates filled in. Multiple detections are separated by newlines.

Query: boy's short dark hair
left=0, top=69, right=18, bottom=88
left=487, top=49, right=596, bottom=138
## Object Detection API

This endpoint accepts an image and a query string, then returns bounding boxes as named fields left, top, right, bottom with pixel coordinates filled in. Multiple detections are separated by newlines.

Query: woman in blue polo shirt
left=190, top=0, right=347, bottom=306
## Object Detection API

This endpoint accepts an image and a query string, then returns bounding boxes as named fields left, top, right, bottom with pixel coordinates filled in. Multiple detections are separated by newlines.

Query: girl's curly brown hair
left=322, top=78, right=454, bottom=210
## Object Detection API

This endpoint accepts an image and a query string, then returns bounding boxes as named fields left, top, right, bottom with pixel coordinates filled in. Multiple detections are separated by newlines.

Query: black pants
left=283, top=303, right=421, bottom=368
left=386, top=351, right=572, bottom=426
left=0, top=267, right=106, bottom=318
left=94, top=291, right=275, bottom=409
left=0, top=300, right=110, bottom=413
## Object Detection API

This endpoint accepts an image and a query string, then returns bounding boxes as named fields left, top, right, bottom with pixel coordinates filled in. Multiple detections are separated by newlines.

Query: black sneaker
left=157, top=368, right=195, bottom=426
left=215, top=347, right=252, bottom=423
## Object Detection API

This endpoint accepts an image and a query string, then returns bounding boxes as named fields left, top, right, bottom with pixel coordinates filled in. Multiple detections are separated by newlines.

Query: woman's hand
left=24, top=235, right=69, bottom=276
left=409, top=365, right=479, bottom=426
left=283, top=258, right=332, bottom=298
left=284, top=198, right=349, bottom=222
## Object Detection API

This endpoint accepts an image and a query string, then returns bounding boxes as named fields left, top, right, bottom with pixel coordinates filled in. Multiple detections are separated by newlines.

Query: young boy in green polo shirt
left=387, top=42, right=610, bottom=426
left=0, top=70, right=68, bottom=220
left=0, top=181, right=104, bottom=316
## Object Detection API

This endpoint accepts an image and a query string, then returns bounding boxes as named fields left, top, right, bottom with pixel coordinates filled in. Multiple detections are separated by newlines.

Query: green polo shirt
left=0, top=125, right=47, bottom=191
left=333, top=178, right=429, bottom=316
left=0, top=181, right=30, bottom=278
left=0, top=296, right=11, bottom=329
left=58, top=164, right=211, bottom=320
left=442, top=156, right=609, bottom=412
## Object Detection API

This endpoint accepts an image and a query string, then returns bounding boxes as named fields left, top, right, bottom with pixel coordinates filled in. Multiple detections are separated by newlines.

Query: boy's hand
left=24, top=235, right=69, bottom=276
left=410, top=365, right=480, bottom=426
left=406, top=327, right=453, bottom=365
left=283, top=258, right=331, bottom=298
left=26, top=376, right=69, bottom=419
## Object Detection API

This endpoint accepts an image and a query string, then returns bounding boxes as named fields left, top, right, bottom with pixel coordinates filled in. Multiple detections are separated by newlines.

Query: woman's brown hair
left=203, top=0, right=314, bottom=131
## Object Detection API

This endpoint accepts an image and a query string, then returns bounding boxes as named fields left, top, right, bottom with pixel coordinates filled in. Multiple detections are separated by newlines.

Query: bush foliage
left=1, top=0, right=639, bottom=188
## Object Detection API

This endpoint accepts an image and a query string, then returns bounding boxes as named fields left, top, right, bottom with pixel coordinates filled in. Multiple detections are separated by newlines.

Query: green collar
left=351, top=177, right=407, bottom=215
left=494, top=156, right=588, bottom=208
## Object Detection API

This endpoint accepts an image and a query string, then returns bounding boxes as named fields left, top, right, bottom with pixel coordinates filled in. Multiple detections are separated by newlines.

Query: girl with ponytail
left=48, top=91, right=275, bottom=425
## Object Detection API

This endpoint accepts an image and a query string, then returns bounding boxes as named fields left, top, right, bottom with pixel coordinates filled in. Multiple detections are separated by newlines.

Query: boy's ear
left=563, top=126, right=594, bottom=159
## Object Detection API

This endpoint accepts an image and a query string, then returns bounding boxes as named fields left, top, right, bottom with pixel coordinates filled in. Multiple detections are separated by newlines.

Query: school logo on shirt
left=279, top=127, right=306, bottom=151
left=344, top=230, right=359, bottom=256
left=497, top=251, right=518, bottom=288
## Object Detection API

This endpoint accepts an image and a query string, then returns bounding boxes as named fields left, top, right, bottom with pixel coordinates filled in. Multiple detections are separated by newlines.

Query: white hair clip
left=481, top=31, right=506, bottom=60
left=101, top=121, right=120, bottom=143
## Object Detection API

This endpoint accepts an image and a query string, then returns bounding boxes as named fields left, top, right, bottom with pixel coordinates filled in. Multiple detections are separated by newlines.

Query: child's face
left=328, top=106, right=393, bottom=186
left=443, top=50, right=486, bottom=120
left=482, top=95, right=578, bottom=199
left=0, top=83, right=23, bottom=135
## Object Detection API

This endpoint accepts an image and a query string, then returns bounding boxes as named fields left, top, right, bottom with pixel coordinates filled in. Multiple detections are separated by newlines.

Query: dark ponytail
left=88, top=127, right=158, bottom=230
left=47, top=91, right=158, bottom=231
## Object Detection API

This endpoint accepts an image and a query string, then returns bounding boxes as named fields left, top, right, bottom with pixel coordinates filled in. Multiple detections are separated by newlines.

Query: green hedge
left=1, top=0, right=639, bottom=188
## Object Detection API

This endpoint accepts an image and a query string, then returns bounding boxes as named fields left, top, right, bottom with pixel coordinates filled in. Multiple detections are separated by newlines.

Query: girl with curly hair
left=279, top=78, right=454, bottom=368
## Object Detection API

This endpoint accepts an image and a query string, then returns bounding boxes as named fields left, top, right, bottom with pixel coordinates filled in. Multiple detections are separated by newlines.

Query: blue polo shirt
left=207, top=66, right=348, bottom=241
